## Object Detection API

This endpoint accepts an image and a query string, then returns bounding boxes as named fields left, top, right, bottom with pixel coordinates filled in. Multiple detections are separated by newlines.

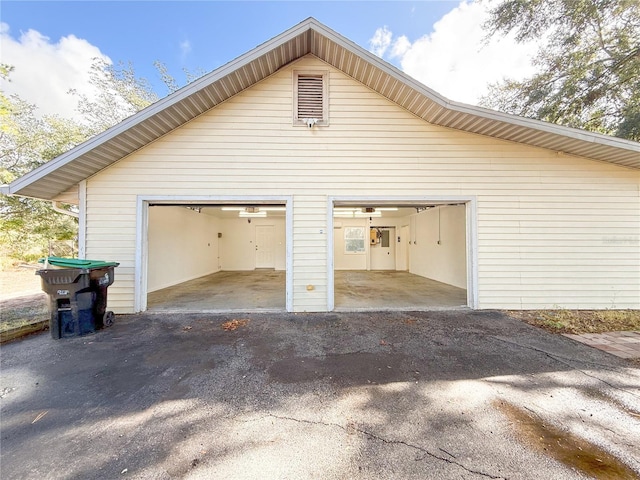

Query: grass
left=505, top=309, right=640, bottom=334
left=0, top=301, right=48, bottom=334
left=0, top=260, right=49, bottom=335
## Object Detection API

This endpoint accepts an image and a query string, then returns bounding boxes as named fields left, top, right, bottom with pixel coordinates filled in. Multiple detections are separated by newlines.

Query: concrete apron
left=1, top=310, right=639, bottom=480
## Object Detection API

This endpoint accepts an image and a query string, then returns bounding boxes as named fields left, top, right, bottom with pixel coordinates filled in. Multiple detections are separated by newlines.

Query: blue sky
left=1, top=1, right=540, bottom=119
left=3, top=1, right=454, bottom=93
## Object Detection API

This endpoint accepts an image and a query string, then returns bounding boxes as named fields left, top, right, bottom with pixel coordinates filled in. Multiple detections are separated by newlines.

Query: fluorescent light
left=334, top=207, right=398, bottom=212
left=221, top=206, right=285, bottom=212
left=334, top=211, right=382, bottom=218
left=239, top=211, right=267, bottom=218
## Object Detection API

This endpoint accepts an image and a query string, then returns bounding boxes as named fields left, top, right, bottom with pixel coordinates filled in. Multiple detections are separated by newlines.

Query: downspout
left=51, top=201, right=79, bottom=218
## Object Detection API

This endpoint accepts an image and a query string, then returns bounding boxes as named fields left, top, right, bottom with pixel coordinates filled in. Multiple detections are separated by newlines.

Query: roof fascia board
left=448, top=101, right=640, bottom=152
left=7, top=18, right=318, bottom=195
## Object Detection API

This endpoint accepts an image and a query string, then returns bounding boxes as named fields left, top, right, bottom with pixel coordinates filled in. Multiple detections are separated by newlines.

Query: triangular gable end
left=3, top=17, right=639, bottom=202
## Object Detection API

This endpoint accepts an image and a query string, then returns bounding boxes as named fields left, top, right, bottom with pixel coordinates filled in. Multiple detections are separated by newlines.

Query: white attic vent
left=297, top=75, right=323, bottom=119
left=294, top=71, right=328, bottom=126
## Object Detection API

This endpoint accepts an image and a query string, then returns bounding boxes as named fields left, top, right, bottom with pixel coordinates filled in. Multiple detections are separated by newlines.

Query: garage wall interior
left=333, top=205, right=467, bottom=290
left=147, top=205, right=286, bottom=293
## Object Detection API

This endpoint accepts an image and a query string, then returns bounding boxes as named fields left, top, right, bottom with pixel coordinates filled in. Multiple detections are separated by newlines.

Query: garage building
left=3, top=18, right=639, bottom=313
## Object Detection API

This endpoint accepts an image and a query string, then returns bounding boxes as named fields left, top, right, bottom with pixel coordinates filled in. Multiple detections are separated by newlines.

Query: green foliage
left=154, top=61, right=207, bottom=96
left=1, top=59, right=163, bottom=261
left=481, top=0, right=640, bottom=141
left=0, top=92, right=81, bottom=259
left=0, top=64, right=14, bottom=81
left=0, top=196, right=77, bottom=261
left=69, top=58, right=159, bottom=135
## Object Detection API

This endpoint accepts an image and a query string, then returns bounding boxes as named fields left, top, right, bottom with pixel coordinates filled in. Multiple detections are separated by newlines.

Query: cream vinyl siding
left=85, top=55, right=640, bottom=312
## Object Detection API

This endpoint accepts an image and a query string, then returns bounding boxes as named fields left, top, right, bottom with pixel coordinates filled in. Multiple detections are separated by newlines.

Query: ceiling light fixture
left=239, top=211, right=267, bottom=218
left=334, top=207, right=398, bottom=212
left=334, top=211, right=382, bottom=218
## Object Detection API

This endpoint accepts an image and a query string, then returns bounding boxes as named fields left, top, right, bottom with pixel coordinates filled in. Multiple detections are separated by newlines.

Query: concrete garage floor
left=147, top=270, right=466, bottom=311
left=1, top=311, right=639, bottom=479
left=335, top=271, right=466, bottom=310
left=148, top=270, right=286, bottom=311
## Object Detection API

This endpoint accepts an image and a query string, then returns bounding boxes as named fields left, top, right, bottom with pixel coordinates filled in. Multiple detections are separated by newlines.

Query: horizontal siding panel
left=478, top=244, right=640, bottom=251
left=479, top=254, right=640, bottom=262
left=478, top=223, right=636, bottom=230
left=478, top=231, right=637, bottom=239
left=478, top=265, right=640, bottom=273
left=481, top=302, right=639, bottom=309
left=482, top=279, right=639, bottom=286
left=478, top=270, right=639, bottom=278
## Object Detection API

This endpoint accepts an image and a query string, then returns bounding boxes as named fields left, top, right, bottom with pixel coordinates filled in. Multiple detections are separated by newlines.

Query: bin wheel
left=103, top=311, right=115, bottom=328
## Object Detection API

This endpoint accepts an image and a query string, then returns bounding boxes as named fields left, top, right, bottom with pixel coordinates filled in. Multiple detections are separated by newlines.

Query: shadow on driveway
left=1, top=310, right=639, bottom=479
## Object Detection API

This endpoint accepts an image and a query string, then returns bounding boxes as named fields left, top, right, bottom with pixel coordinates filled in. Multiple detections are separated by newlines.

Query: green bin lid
left=38, top=257, right=119, bottom=269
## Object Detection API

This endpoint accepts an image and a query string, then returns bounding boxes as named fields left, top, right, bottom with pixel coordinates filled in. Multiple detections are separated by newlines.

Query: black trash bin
left=37, top=257, right=119, bottom=339
left=87, top=265, right=117, bottom=329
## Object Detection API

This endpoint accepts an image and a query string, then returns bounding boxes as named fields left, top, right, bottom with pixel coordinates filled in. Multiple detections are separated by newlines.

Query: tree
left=69, top=58, right=159, bottom=135
left=480, top=0, right=640, bottom=141
left=1, top=60, right=160, bottom=260
left=1, top=58, right=196, bottom=261
left=0, top=93, right=82, bottom=259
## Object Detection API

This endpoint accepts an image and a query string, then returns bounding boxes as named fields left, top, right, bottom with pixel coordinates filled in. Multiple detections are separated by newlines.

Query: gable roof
left=4, top=17, right=640, bottom=201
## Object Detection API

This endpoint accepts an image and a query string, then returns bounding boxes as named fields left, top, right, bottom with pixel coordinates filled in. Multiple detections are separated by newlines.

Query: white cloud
left=0, top=22, right=110, bottom=120
left=369, top=26, right=393, bottom=57
left=390, top=35, right=411, bottom=58
left=179, top=39, right=192, bottom=58
left=377, top=0, right=540, bottom=105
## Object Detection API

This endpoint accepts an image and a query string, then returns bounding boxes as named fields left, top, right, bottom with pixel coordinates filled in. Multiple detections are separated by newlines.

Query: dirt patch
left=505, top=310, right=640, bottom=334
left=221, top=319, right=249, bottom=331
left=497, top=401, right=638, bottom=479
left=0, top=264, right=42, bottom=300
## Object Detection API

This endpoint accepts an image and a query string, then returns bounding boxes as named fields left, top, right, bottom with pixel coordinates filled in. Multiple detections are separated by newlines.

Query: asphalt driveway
left=1, top=311, right=639, bottom=479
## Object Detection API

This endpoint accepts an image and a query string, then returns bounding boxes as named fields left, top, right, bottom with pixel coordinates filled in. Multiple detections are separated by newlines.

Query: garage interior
left=332, top=203, right=468, bottom=310
left=145, top=202, right=468, bottom=312
left=146, top=204, right=287, bottom=312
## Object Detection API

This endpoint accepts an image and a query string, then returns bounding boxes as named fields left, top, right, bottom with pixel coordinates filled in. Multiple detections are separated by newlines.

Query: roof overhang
left=5, top=17, right=640, bottom=201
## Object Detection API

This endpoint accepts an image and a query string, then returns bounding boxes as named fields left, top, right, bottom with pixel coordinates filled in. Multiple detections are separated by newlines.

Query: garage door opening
left=143, top=202, right=289, bottom=312
left=331, top=200, right=474, bottom=310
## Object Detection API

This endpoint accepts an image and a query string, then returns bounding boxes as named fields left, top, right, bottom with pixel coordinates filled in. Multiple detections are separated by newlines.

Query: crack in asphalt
left=263, top=414, right=506, bottom=479
left=491, top=337, right=640, bottom=399
left=309, top=349, right=369, bottom=358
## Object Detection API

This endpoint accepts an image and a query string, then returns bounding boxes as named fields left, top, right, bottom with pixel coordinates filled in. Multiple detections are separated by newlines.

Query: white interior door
left=255, top=225, right=275, bottom=268
left=370, top=227, right=396, bottom=270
